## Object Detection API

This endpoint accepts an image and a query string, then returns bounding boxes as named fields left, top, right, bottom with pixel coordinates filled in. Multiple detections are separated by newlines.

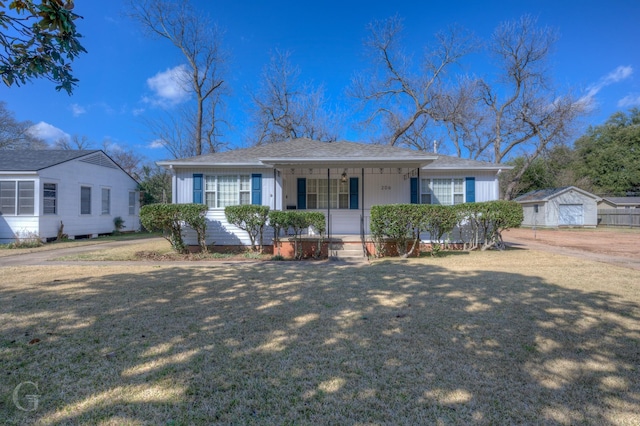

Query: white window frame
left=101, top=187, right=111, bottom=215
left=43, top=183, right=57, bottom=215
left=420, top=178, right=465, bottom=206
left=0, top=180, right=35, bottom=216
left=80, top=186, right=92, bottom=215
left=203, top=174, right=251, bottom=209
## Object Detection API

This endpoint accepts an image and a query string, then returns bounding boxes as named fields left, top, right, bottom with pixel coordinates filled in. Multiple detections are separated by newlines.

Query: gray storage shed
left=515, top=186, right=601, bottom=228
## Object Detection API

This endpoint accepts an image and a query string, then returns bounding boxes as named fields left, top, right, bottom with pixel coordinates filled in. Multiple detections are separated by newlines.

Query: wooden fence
left=597, top=209, right=640, bottom=228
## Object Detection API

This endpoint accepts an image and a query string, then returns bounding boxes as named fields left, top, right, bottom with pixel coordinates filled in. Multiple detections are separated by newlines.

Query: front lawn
left=1, top=250, right=639, bottom=424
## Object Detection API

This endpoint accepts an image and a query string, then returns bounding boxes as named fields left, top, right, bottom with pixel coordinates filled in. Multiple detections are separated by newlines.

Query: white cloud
left=145, top=65, right=191, bottom=107
left=148, top=139, right=165, bottom=149
left=27, top=122, right=70, bottom=143
left=70, top=103, right=86, bottom=117
left=618, top=94, right=640, bottom=108
left=579, top=65, right=634, bottom=109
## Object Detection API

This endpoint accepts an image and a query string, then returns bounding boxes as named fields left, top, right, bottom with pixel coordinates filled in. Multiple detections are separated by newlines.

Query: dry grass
left=1, top=249, right=639, bottom=425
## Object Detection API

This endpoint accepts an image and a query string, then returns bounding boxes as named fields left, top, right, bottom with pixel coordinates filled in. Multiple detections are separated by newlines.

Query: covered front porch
left=268, top=162, right=433, bottom=239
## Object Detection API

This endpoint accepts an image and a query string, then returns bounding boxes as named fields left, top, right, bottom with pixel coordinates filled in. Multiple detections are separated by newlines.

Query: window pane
left=44, top=183, right=57, bottom=215
left=329, top=180, right=338, bottom=209
left=432, top=179, right=452, bottom=205
left=217, top=175, right=238, bottom=208
left=454, top=194, right=464, bottom=205
left=0, top=181, right=16, bottom=215
left=239, top=192, right=250, bottom=205
left=420, top=179, right=431, bottom=204
left=205, top=176, right=216, bottom=191
left=453, top=178, right=464, bottom=193
left=239, top=175, right=251, bottom=191
left=205, top=192, right=216, bottom=209
left=307, top=179, right=316, bottom=193
left=129, top=191, right=136, bottom=215
left=307, top=193, right=317, bottom=209
left=317, top=179, right=328, bottom=209
left=81, top=187, right=91, bottom=214
left=102, top=188, right=110, bottom=214
left=18, top=181, right=34, bottom=215
left=339, top=194, right=349, bottom=209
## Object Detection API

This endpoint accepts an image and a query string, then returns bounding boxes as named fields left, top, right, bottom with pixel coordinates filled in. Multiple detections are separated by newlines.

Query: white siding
left=174, top=166, right=503, bottom=246
left=1, top=156, right=139, bottom=242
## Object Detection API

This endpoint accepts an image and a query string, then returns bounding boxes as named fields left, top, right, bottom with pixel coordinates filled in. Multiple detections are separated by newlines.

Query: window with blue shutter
left=297, top=178, right=306, bottom=209
left=251, top=174, right=262, bottom=205
left=410, top=177, right=418, bottom=204
left=349, top=177, right=359, bottom=209
left=465, top=177, right=476, bottom=203
left=193, top=174, right=203, bottom=204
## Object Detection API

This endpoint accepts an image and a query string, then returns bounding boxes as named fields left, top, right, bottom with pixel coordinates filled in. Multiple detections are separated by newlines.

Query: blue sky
left=2, top=0, right=639, bottom=164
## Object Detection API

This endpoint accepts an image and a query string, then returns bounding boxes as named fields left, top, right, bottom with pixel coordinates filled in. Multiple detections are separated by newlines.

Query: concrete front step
left=329, top=244, right=367, bottom=259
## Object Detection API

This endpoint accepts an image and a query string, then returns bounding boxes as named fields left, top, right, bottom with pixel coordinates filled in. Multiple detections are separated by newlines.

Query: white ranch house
left=158, top=139, right=507, bottom=247
left=0, top=150, right=140, bottom=243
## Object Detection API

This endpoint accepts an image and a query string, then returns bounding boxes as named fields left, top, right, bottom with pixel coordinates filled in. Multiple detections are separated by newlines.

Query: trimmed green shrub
left=140, top=203, right=208, bottom=254
left=268, top=210, right=326, bottom=259
left=370, top=200, right=523, bottom=257
left=225, top=205, right=270, bottom=252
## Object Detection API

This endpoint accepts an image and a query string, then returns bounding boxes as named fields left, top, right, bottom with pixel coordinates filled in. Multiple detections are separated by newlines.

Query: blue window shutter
left=349, top=177, right=359, bottom=209
left=193, top=174, right=203, bottom=204
left=297, top=178, right=306, bottom=209
left=410, top=177, right=418, bottom=204
left=251, top=173, right=262, bottom=205
left=466, top=177, right=476, bottom=203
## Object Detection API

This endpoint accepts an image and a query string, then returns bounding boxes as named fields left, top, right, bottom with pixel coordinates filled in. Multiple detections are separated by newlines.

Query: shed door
left=559, top=204, right=584, bottom=226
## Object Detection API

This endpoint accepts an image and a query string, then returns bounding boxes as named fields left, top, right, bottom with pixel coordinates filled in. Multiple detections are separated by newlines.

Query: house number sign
left=381, top=185, right=392, bottom=190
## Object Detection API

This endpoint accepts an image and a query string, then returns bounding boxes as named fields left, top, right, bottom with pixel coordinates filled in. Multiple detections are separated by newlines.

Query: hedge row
left=370, top=201, right=523, bottom=257
left=140, top=203, right=208, bottom=254
left=225, top=206, right=326, bottom=257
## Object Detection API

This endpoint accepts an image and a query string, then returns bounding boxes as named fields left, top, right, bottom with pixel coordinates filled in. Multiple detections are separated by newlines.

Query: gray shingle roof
left=157, top=138, right=505, bottom=170
left=515, top=186, right=601, bottom=202
left=601, top=197, right=640, bottom=206
left=0, top=150, right=100, bottom=171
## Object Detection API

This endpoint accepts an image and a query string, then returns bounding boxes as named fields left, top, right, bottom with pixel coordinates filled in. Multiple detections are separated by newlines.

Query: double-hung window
left=305, top=178, right=351, bottom=209
left=43, top=183, right=57, bottom=214
left=81, top=186, right=92, bottom=215
left=0, top=181, right=34, bottom=215
left=420, top=178, right=465, bottom=205
left=204, top=175, right=251, bottom=209
left=128, top=191, right=136, bottom=215
left=101, top=188, right=111, bottom=215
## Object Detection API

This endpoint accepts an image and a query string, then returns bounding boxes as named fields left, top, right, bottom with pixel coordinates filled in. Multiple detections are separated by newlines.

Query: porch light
left=341, top=171, right=347, bottom=182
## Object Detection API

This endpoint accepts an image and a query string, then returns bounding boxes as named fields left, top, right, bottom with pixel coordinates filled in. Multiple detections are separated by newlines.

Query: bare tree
left=351, top=16, right=476, bottom=149
left=447, top=16, right=587, bottom=199
left=249, top=50, right=340, bottom=145
left=102, top=139, right=145, bottom=179
left=0, top=101, right=46, bottom=149
left=54, top=134, right=93, bottom=150
left=128, top=0, right=227, bottom=156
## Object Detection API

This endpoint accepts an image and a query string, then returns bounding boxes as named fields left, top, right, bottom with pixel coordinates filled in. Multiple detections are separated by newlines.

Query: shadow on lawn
left=2, top=261, right=639, bottom=424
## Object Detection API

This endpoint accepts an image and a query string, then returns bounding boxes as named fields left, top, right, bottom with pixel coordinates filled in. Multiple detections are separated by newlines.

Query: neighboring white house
left=157, top=138, right=507, bottom=246
left=598, top=196, right=640, bottom=209
left=0, top=150, right=140, bottom=243
left=515, top=186, right=601, bottom=228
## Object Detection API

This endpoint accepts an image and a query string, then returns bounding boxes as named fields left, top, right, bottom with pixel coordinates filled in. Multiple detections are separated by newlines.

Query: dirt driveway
left=503, top=227, right=640, bottom=271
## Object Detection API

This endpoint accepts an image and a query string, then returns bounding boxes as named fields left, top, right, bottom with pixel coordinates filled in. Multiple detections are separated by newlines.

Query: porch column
left=361, top=168, right=365, bottom=235
left=327, top=168, right=331, bottom=242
